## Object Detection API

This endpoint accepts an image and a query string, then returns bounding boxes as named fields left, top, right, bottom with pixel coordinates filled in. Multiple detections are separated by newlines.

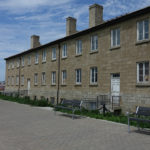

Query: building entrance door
left=111, top=74, right=120, bottom=104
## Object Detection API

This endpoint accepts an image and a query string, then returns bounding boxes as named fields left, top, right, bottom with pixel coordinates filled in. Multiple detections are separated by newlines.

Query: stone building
left=4, top=4, right=150, bottom=112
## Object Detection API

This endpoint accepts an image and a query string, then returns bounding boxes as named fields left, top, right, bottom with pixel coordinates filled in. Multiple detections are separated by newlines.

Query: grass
left=0, top=93, right=53, bottom=107
left=0, top=93, right=150, bottom=128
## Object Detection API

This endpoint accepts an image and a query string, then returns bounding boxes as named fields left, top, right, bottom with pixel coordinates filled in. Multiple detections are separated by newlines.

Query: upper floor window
left=91, top=35, right=98, bottom=51
left=52, top=47, right=56, bottom=60
left=42, top=50, right=46, bottom=62
left=90, top=67, right=98, bottom=84
left=21, top=56, right=24, bottom=66
left=76, top=69, right=81, bottom=84
left=35, top=52, right=38, bottom=64
left=21, top=75, right=24, bottom=85
left=137, top=19, right=149, bottom=41
left=34, top=73, right=38, bottom=85
left=76, top=40, right=82, bottom=55
left=12, top=62, right=14, bottom=69
left=28, top=55, right=31, bottom=65
left=111, top=28, right=120, bottom=47
left=17, top=59, right=20, bottom=68
left=62, top=70, right=67, bottom=84
left=62, top=44, right=67, bottom=58
left=41, top=72, right=46, bottom=85
left=52, top=71, right=56, bottom=85
left=137, top=62, right=149, bottom=83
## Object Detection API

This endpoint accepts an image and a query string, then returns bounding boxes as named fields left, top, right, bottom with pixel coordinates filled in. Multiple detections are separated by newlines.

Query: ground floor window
left=76, top=69, right=81, bottom=84
left=137, top=62, right=149, bottom=83
left=90, top=67, right=98, bottom=84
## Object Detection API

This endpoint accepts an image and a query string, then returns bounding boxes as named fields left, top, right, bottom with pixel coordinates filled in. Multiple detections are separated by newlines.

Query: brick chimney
left=30, top=35, right=41, bottom=49
left=66, top=17, right=77, bottom=36
left=89, top=4, right=103, bottom=28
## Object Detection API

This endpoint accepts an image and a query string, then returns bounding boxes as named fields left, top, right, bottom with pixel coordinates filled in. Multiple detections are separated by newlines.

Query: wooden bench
left=54, top=99, right=82, bottom=119
left=128, top=106, right=150, bottom=132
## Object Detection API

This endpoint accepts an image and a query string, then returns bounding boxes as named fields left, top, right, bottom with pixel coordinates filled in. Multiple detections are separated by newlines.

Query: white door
left=111, top=74, right=120, bottom=104
left=27, top=79, right=30, bottom=91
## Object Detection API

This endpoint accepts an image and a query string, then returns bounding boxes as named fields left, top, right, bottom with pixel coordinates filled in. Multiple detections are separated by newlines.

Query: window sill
left=89, top=50, right=98, bottom=54
left=89, top=83, right=98, bottom=87
left=75, top=83, right=82, bottom=86
left=62, top=57, right=67, bottom=60
left=21, top=84, right=24, bottom=86
left=136, top=83, right=150, bottom=87
left=110, top=45, right=121, bottom=51
left=42, top=61, right=46, bottom=64
left=136, top=39, right=150, bottom=45
left=28, top=64, right=31, bottom=66
left=41, top=84, right=46, bottom=86
left=51, top=59, right=56, bottom=62
left=34, top=84, right=38, bottom=86
left=75, top=54, right=82, bottom=57
left=35, top=62, right=39, bottom=65
left=51, top=84, right=56, bottom=86
left=61, top=84, right=67, bottom=86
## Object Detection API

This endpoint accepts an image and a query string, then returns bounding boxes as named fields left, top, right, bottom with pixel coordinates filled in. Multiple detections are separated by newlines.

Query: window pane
left=144, top=20, right=149, bottom=39
left=138, top=21, right=143, bottom=40
left=117, top=29, right=120, bottom=45
left=139, top=63, right=143, bottom=82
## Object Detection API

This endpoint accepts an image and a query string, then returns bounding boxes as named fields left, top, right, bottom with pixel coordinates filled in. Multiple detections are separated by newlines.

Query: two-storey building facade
left=5, top=4, right=150, bottom=112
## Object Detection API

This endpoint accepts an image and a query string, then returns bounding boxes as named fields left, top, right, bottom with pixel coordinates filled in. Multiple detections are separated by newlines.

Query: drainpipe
left=18, top=57, right=21, bottom=97
left=56, top=44, right=60, bottom=104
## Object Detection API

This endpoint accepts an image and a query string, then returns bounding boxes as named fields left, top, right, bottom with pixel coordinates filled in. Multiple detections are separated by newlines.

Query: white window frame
left=137, top=19, right=149, bottom=41
left=42, top=50, right=46, bottom=62
left=91, top=35, right=98, bottom=51
left=111, top=28, right=120, bottom=47
left=62, top=70, right=67, bottom=84
left=21, top=56, right=24, bottom=66
left=90, top=67, right=98, bottom=84
left=62, top=44, right=67, bottom=58
left=76, top=69, right=81, bottom=84
left=21, top=75, right=24, bottom=85
left=35, top=52, right=39, bottom=64
left=76, top=40, right=82, bottom=55
left=34, top=73, right=38, bottom=85
left=41, top=72, right=46, bottom=85
left=52, top=71, right=56, bottom=85
left=52, top=47, right=56, bottom=60
left=137, top=62, right=149, bottom=83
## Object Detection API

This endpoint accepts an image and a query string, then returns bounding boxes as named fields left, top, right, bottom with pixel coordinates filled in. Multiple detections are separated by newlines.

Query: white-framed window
left=91, top=35, right=98, bottom=51
left=28, top=55, right=31, bottom=65
left=21, top=56, right=24, bottom=66
left=62, top=70, right=67, bottom=84
left=35, top=52, right=39, bottom=64
left=137, top=19, right=149, bottom=41
left=76, top=69, right=81, bottom=84
left=90, top=67, right=98, bottom=84
left=52, top=71, right=56, bottom=85
left=12, top=62, right=14, bottom=69
left=42, top=50, right=46, bottom=62
left=62, top=44, right=67, bottom=58
left=137, top=62, right=149, bottom=83
left=17, top=59, right=20, bottom=68
left=76, top=40, right=82, bottom=55
left=111, top=28, right=120, bottom=47
left=11, top=76, right=14, bottom=85
left=16, top=75, right=19, bottom=85
left=52, top=47, right=56, bottom=60
left=41, top=72, right=46, bottom=84
left=21, top=75, right=24, bottom=85
left=34, top=73, right=38, bottom=85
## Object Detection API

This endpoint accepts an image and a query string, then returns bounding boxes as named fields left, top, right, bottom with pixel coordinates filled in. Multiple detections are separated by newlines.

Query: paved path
left=0, top=99, right=149, bottom=150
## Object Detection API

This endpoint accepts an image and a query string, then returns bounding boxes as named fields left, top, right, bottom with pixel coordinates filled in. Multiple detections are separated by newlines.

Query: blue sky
left=0, top=0, right=150, bottom=81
